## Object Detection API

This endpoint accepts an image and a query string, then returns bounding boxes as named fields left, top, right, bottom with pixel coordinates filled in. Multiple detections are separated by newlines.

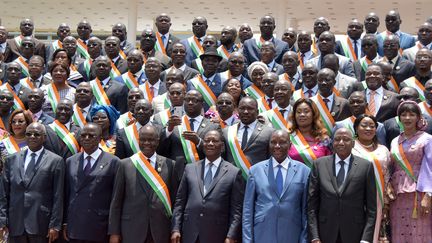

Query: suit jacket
left=366, top=88, right=400, bottom=123
left=45, top=122, right=81, bottom=160
left=164, top=33, right=181, bottom=57
left=0, top=148, right=65, bottom=236
left=2, top=83, right=31, bottom=109
left=243, top=158, right=310, bottom=243
left=306, top=53, right=356, bottom=78
left=172, top=159, right=245, bottom=243
left=114, top=70, right=146, bottom=87
left=242, top=37, right=289, bottom=65
left=330, top=95, right=351, bottom=122
left=186, top=73, right=226, bottom=111
left=391, top=56, right=416, bottom=85
left=109, top=154, right=177, bottom=243
left=161, top=65, right=199, bottom=83
left=144, top=50, right=172, bottom=71
left=335, top=72, right=361, bottom=99
left=267, top=62, right=284, bottom=75
left=402, top=44, right=422, bottom=62
left=222, top=122, right=274, bottom=165
left=377, top=31, right=416, bottom=56
left=191, top=58, right=228, bottom=74
left=120, top=40, right=136, bottom=56
left=37, top=112, right=55, bottom=125
left=77, top=59, right=96, bottom=82
left=0, top=62, right=6, bottom=81
left=94, top=79, right=129, bottom=114
left=111, top=57, right=128, bottom=75
left=4, top=37, right=46, bottom=63
left=64, top=151, right=119, bottom=241
left=307, top=155, right=377, bottom=243
left=180, top=36, right=202, bottom=66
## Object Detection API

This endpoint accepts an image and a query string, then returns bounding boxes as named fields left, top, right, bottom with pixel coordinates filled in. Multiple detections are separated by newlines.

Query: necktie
left=150, top=86, right=155, bottom=98
left=206, top=79, right=212, bottom=87
left=368, top=90, right=376, bottom=115
left=323, top=98, right=330, bottom=110
left=306, top=89, right=313, bottom=98
left=353, top=39, right=358, bottom=59
left=276, top=164, right=283, bottom=196
left=189, top=118, right=195, bottom=132
left=25, top=153, right=37, bottom=177
left=267, top=98, right=273, bottom=109
left=279, top=109, right=286, bottom=119
left=241, top=125, right=249, bottom=150
left=84, top=156, right=92, bottom=176
left=336, top=160, right=346, bottom=187
left=204, top=163, right=213, bottom=193
left=161, top=35, right=167, bottom=47
left=301, top=53, right=305, bottom=63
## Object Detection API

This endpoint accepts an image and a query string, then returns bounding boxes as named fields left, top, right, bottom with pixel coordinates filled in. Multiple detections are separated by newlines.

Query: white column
left=275, top=0, right=287, bottom=38
left=127, top=0, right=138, bottom=45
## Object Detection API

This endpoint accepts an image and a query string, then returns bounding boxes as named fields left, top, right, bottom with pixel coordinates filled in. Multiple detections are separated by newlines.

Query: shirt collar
left=82, top=104, right=92, bottom=113
left=111, top=56, right=120, bottom=64
left=272, top=156, right=290, bottom=169
left=150, top=79, right=161, bottom=88
left=205, top=156, right=222, bottom=168
left=28, top=146, right=44, bottom=155
left=83, top=148, right=102, bottom=161
left=133, top=69, right=144, bottom=78
left=177, top=64, right=186, bottom=71
left=367, top=86, right=383, bottom=95
left=240, top=119, right=257, bottom=130
left=304, top=84, right=318, bottom=93
left=12, top=82, right=22, bottom=93
left=391, top=55, right=399, bottom=65
left=202, top=73, right=216, bottom=81
left=335, top=153, right=351, bottom=164
left=187, top=114, right=203, bottom=124
left=100, top=77, right=110, bottom=85
left=266, top=60, right=276, bottom=69
left=33, top=110, right=43, bottom=119
left=64, top=121, right=71, bottom=131
left=147, top=152, right=157, bottom=165
left=319, top=92, right=335, bottom=102
left=224, top=114, right=237, bottom=125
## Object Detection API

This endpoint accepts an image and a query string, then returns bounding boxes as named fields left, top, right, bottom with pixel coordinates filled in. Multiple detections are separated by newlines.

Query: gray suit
left=172, top=159, right=245, bottom=243
left=160, top=66, right=199, bottom=84
left=306, top=53, right=355, bottom=78
left=109, top=154, right=177, bottom=243
left=335, top=72, right=361, bottom=99
left=0, top=149, right=65, bottom=238
left=222, top=122, right=274, bottom=165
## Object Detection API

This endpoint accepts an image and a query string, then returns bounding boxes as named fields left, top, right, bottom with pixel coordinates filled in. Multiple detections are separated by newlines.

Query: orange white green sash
left=77, top=39, right=90, bottom=59
left=19, top=77, right=35, bottom=89
left=1, top=83, right=25, bottom=110
left=339, top=116, right=356, bottom=134
left=130, top=151, right=172, bottom=216
left=278, top=74, right=295, bottom=91
left=227, top=124, right=251, bottom=179
left=160, top=93, right=171, bottom=109
left=255, top=37, right=265, bottom=49
left=262, top=108, right=288, bottom=131
left=339, top=37, right=358, bottom=61
left=158, top=109, right=171, bottom=127
left=257, top=97, right=272, bottom=114
left=51, top=40, right=63, bottom=50
left=83, top=59, right=92, bottom=78
left=109, top=61, right=122, bottom=79
left=178, top=116, right=200, bottom=164
left=391, top=142, right=416, bottom=182
left=2, top=136, right=21, bottom=154
left=311, top=95, right=335, bottom=134
left=332, top=87, right=341, bottom=97
left=311, top=37, right=318, bottom=55
left=122, top=71, right=140, bottom=89
left=217, top=45, right=230, bottom=59
left=194, top=57, right=204, bottom=74
left=402, top=77, right=426, bottom=101
left=119, top=49, right=127, bottom=59
left=387, top=76, right=399, bottom=93
left=139, top=82, right=155, bottom=103
left=297, top=52, right=304, bottom=69
left=244, top=84, right=265, bottom=100
left=116, top=111, right=135, bottom=130
left=420, top=101, right=432, bottom=118
left=71, top=104, right=87, bottom=128
left=292, top=89, right=305, bottom=102
left=289, top=131, right=317, bottom=168
left=154, top=32, right=167, bottom=55
left=46, top=83, right=60, bottom=113
left=189, top=75, right=217, bottom=107
left=124, top=122, right=140, bottom=154
left=14, top=35, right=23, bottom=47
left=188, top=36, right=204, bottom=57
left=360, top=56, right=373, bottom=72
left=15, top=57, right=29, bottom=77
left=99, top=139, right=115, bottom=154
left=395, top=116, right=404, bottom=132
left=49, top=120, right=79, bottom=154
left=356, top=144, right=385, bottom=207
left=90, top=79, right=111, bottom=106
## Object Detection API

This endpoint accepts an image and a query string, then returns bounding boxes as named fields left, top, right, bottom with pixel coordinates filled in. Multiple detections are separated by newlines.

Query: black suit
left=64, top=151, right=119, bottom=242
left=93, top=79, right=129, bottom=114
left=109, top=154, right=177, bottom=243
left=391, top=56, right=416, bottom=85
left=172, top=159, right=245, bottom=243
left=165, top=34, right=181, bottom=57
left=111, top=57, right=128, bottom=75
left=328, top=95, right=351, bottom=122
left=242, top=37, right=289, bottom=65
left=0, top=149, right=65, bottom=238
left=308, top=155, right=376, bottom=243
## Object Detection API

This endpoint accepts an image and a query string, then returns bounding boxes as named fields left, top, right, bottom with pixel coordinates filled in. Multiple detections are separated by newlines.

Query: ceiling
left=1, top=0, right=431, bottom=36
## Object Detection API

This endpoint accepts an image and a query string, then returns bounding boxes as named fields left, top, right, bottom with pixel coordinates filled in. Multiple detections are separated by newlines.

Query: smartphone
left=172, top=106, right=183, bottom=117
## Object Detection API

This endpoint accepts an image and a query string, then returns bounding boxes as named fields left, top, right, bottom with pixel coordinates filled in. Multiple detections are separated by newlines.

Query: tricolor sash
left=51, top=40, right=63, bottom=51
left=122, top=71, right=140, bottom=89
left=227, top=124, right=251, bottom=179
left=130, top=151, right=172, bottom=216
left=49, top=120, right=79, bottom=154
left=257, top=97, right=272, bottom=114
left=46, top=83, right=60, bottom=113
left=154, top=32, right=167, bottom=55
left=116, top=111, right=135, bottom=130
left=109, top=61, right=122, bottom=79
left=292, top=89, right=305, bottom=102
left=311, top=95, right=335, bottom=134
left=289, top=131, right=317, bottom=168
left=124, top=123, right=140, bottom=154
left=90, top=79, right=111, bottom=105
left=244, top=84, right=265, bottom=100
left=139, top=82, right=155, bottom=103
left=71, top=104, right=87, bottom=128
left=2, top=136, right=21, bottom=155
left=189, top=75, right=217, bottom=107
left=360, top=56, right=372, bottom=73
left=158, top=109, right=171, bottom=127
left=188, top=36, right=204, bottom=57
left=262, top=108, right=288, bottom=131
left=15, top=57, right=29, bottom=77
left=339, top=37, right=358, bottom=61
left=255, top=37, right=265, bottom=49
left=194, top=57, right=204, bottom=74
left=14, top=35, right=23, bottom=47
left=278, top=74, right=295, bottom=91
left=311, top=37, right=318, bottom=55
left=99, top=139, right=116, bottom=154
left=297, top=52, right=304, bottom=69
left=20, top=77, right=35, bottom=89
left=391, top=142, right=416, bottom=182
left=395, top=116, right=404, bottom=132
left=77, top=39, right=90, bottom=59
left=217, top=45, right=230, bottom=59
left=219, top=70, right=231, bottom=83
left=1, top=83, right=25, bottom=110
left=332, top=87, right=341, bottom=97
left=387, top=76, right=400, bottom=93
left=83, top=59, right=92, bottom=78
left=119, top=49, right=127, bottom=59
left=402, top=77, right=426, bottom=101
left=420, top=101, right=432, bottom=118
left=339, top=116, right=356, bottom=134
left=178, top=116, right=200, bottom=164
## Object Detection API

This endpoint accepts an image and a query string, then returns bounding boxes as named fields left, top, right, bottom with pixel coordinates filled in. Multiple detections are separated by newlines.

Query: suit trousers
left=144, top=225, right=154, bottom=243
left=69, top=239, right=108, bottom=243
left=9, top=233, right=48, bottom=243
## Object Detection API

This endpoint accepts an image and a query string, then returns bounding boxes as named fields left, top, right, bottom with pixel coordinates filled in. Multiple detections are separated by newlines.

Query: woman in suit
left=288, top=98, right=332, bottom=168
left=352, top=114, right=392, bottom=243
left=389, top=101, right=432, bottom=243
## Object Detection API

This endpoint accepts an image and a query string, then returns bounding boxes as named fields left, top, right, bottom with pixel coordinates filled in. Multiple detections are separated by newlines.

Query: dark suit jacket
left=114, top=70, right=146, bottom=87
left=242, top=37, right=289, bottom=65
left=366, top=88, right=400, bottom=123
left=160, top=65, right=199, bottom=83
left=391, top=56, right=416, bottom=85
left=120, top=40, right=136, bottom=56
left=45, top=122, right=81, bottom=160
left=307, top=155, right=377, bottom=243
left=94, top=79, right=129, bottom=114
left=37, top=112, right=55, bottom=125
left=4, top=37, right=46, bottom=63
left=6, top=83, right=31, bottom=110
left=165, top=34, right=181, bottom=57
left=330, top=95, right=351, bottom=122
left=222, top=122, right=274, bottom=165
left=191, top=58, right=228, bottom=73
left=0, top=149, right=65, bottom=236
left=109, top=154, right=177, bottom=243
left=180, top=36, right=202, bottom=66
left=77, top=59, right=95, bottom=82
left=112, top=57, right=128, bottom=75
left=306, top=53, right=355, bottom=78
left=268, top=62, right=284, bottom=75
left=64, top=151, right=119, bottom=241
left=172, top=159, right=245, bottom=243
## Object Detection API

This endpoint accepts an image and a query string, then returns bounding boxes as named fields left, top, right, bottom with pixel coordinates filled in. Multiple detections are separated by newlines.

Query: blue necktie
left=161, top=35, right=167, bottom=47
left=353, top=40, right=359, bottom=59
left=276, top=164, right=283, bottom=196
left=25, top=153, right=37, bottom=178
left=204, top=163, right=213, bottom=193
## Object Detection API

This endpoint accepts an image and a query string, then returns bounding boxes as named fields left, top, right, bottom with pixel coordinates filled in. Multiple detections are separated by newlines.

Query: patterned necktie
left=267, top=98, right=273, bottom=109
left=368, top=90, right=376, bottom=115
left=336, top=160, right=346, bottom=188
left=306, top=89, right=313, bottom=98
left=323, top=98, right=330, bottom=110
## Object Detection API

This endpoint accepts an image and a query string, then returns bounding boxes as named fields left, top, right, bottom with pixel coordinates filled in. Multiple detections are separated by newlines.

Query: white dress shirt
left=237, top=120, right=257, bottom=146
left=24, top=147, right=44, bottom=171
left=303, top=85, right=318, bottom=97
left=223, top=114, right=238, bottom=126
left=366, top=86, right=384, bottom=114
left=204, top=157, right=222, bottom=181
left=100, top=77, right=111, bottom=86
left=187, top=115, right=203, bottom=133
left=335, top=153, right=351, bottom=182
left=146, top=152, right=157, bottom=169
left=318, top=93, right=335, bottom=110
left=83, top=148, right=102, bottom=169
left=272, top=156, right=290, bottom=185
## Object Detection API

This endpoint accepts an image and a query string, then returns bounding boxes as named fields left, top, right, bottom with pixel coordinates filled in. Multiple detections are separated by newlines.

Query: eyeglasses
left=25, top=132, right=42, bottom=137
left=88, top=43, right=99, bottom=48
left=0, top=95, right=13, bottom=101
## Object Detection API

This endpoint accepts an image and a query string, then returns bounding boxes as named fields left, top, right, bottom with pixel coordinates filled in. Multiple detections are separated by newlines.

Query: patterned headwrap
left=90, top=105, right=120, bottom=135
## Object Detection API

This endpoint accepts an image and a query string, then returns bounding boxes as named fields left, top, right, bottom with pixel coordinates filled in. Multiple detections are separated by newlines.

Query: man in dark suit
left=115, top=50, right=146, bottom=88
left=153, top=82, right=186, bottom=127
left=153, top=68, right=186, bottom=114
left=353, top=34, right=381, bottom=82
left=0, top=89, right=13, bottom=131
left=223, top=96, right=274, bottom=166
left=104, top=36, right=128, bottom=76
left=260, top=41, right=284, bottom=75
left=22, top=55, right=51, bottom=88
left=238, top=23, right=253, bottom=48
left=109, top=124, right=177, bottom=243
left=3, top=62, right=31, bottom=109
left=28, top=88, right=54, bottom=125
left=91, top=56, right=129, bottom=113
left=242, top=15, right=289, bottom=65
left=63, top=123, right=119, bottom=243
left=46, top=23, right=71, bottom=61
left=190, top=35, right=228, bottom=73
left=140, top=28, right=171, bottom=70
left=218, top=26, right=239, bottom=58
left=382, top=34, right=416, bottom=85
left=0, top=26, right=8, bottom=56
left=160, top=43, right=199, bottom=83
left=279, top=51, right=302, bottom=90
left=112, top=23, right=135, bottom=57
left=335, top=19, right=363, bottom=62
left=363, top=64, right=400, bottom=122
left=115, top=88, right=144, bottom=132
left=400, top=48, right=432, bottom=94
left=77, top=37, right=103, bottom=82
left=171, top=130, right=245, bottom=243
left=297, top=31, right=318, bottom=68
left=140, top=57, right=167, bottom=101
left=155, top=13, right=180, bottom=57
left=219, top=52, right=253, bottom=90
left=4, top=19, right=46, bottom=63
left=75, top=20, right=92, bottom=60
left=0, top=122, right=65, bottom=243
left=402, top=22, right=432, bottom=62
left=308, top=128, right=377, bottom=243
left=180, top=16, right=207, bottom=66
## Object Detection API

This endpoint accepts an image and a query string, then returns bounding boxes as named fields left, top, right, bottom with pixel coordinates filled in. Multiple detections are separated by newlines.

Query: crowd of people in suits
left=0, top=7, right=431, bottom=243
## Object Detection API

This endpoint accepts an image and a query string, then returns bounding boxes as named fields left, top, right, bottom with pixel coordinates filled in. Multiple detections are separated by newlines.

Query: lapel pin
left=331, top=112, right=336, bottom=117
left=299, top=79, right=303, bottom=83
left=19, top=90, right=23, bottom=94
left=157, top=167, right=162, bottom=173
left=201, top=123, right=206, bottom=128
left=272, top=67, right=277, bottom=72
left=100, top=165, right=103, bottom=169
left=168, top=39, right=172, bottom=43
left=258, top=127, right=262, bottom=131
left=211, top=82, right=216, bottom=86
left=410, top=144, right=416, bottom=149
left=395, top=66, right=400, bottom=70
left=383, top=95, right=388, bottom=100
